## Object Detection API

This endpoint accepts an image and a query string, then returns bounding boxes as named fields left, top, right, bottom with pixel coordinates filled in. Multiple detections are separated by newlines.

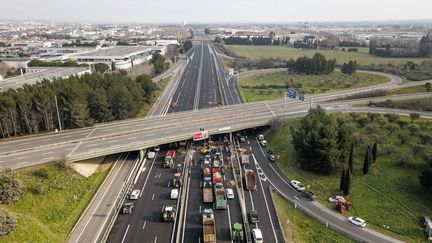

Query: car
left=347, top=217, right=367, bottom=228
left=290, top=180, right=305, bottom=191
left=328, top=195, right=345, bottom=203
left=257, top=134, right=265, bottom=140
left=147, top=151, right=156, bottom=159
left=226, top=188, right=235, bottom=199
left=268, top=154, right=276, bottom=162
left=129, top=189, right=140, bottom=200
left=220, top=166, right=225, bottom=175
left=240, top=136, right=246, bottom=143
left=301, top=191, right=316, bottom=201
left=153, top=146, right=160, bottom=152
left=260, top=140, right=267, bottom=147
left=170, top=189, right=179, bottom=199
left=252, top=228, right=263, bottom=243
left=249, top=209, right=259, bottom=223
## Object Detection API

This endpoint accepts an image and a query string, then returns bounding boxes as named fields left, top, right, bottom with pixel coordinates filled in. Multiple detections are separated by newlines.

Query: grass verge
left=272, top=191, right=355, bottom=243
left=370, top=97, right=432, bottom=112
left=226, top=45, right=429, bottom=66
left=388, top=85, right=430, bottom=95
left=239, top=71, right=390, bottom=102
left=266, top=114, right=432, bottom=242
left=0, top=163, right=110, bottom=242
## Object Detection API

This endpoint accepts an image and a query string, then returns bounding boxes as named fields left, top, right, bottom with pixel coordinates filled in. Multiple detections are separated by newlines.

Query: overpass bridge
left=0, top=91, right=431, bottom=169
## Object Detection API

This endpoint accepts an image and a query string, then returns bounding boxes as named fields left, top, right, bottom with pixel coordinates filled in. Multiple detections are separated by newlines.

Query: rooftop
left=74, top=46, right=151, bottom=58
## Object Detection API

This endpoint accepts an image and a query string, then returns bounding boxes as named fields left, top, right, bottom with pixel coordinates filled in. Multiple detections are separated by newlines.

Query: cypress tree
left=344, top=168, right=352, bottom=195
left=348, top=143, right=354, bottom=173
left=372, top=143, right=378, bottom=164
left=339, top=168, right=346, bottom=192
left=363, top=147, right=370, bottom=175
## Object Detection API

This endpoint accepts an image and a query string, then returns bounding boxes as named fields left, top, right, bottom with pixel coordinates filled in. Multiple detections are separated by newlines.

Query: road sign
left=192, top=130, right=209, bottom=141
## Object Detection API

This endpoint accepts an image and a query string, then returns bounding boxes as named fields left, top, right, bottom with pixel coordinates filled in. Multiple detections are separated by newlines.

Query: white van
left=170, top=189, right=179, bottom=199
left=252, top=228, right=263, bottom=243
left=130, top=189, right=140, bottom=200
left=257, top=134, right=265, bottom=140
left=147, top=151, right=156, bottom=159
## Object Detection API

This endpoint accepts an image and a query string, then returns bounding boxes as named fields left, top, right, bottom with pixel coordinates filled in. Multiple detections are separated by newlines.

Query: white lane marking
left=127, top=137, right=137, bottom=140
left=154, top=236, right=158, bottom=243
left=17, top=162, right=29, bottom=165
left=42, top=151, right=54, bottom=155
left=168, top=181, right=171, bottom=187
left=45, top=157, right=54, bottom=160
left=199, top=205, right=201, bottom=213
left=227, top=204, right=233, bottom=243
left=142, top=221, right=147, bottom=230
left=62, top=135, right=71, bottom=138
left=106, top=140, right=118, bottom=144
left=152, top=193, right=155, bottom=201
left=294, top=196, right=299, bottom=200
left=140, top=152, right=157, bottom=197
left=17, top=156, right=30, bottom=160
left=87, top=143, right=98, bottom=147
left=161, top=205, right=165, bottom=213
left=0, top=145, right=9, bottom=149
left=20, top=142, right=30, bottom=145
left=251, top=153, right=279, bottom=243
left=121, top=224, right=130, bottom=243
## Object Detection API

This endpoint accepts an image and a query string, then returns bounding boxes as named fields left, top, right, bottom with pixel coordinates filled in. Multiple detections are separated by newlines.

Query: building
left=0, top=67, right=91, bottom=92
left=70, top=46, right=160, bottom=70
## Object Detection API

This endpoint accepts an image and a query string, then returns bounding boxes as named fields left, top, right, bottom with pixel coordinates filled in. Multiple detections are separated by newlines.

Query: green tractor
left=162, top=205, right=176, bottom=222
left=232, top=222, right=244, bottom=242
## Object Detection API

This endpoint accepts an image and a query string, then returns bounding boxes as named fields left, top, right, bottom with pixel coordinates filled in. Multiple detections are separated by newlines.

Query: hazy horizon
left=2, top=0, right=432, bottom=24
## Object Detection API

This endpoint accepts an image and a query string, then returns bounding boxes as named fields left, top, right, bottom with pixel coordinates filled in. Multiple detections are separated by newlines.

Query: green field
left=0, top=163, right=110, bottom=242
left=267, top=114, right=432, bottom=242
left=226, top=45, right=429, bottom=66
left=272, top=191, right=355, bottom=243
left=239, top=71, right=390, bottom=102
left=388, top=85, right=430, bottom=95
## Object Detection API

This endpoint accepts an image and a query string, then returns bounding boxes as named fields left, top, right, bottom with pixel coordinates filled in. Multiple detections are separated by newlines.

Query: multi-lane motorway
left=2, top=31, right=431, bottom=243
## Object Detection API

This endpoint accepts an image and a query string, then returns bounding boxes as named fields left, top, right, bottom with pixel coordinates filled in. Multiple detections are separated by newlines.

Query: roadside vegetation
left=370, top=97, right=432, bottom=112
left=137, top=75, right=171, bottom=117
left=272, top=192, right=355, bottom=243
left=388, top=83, right=431, bottom=95
left=0, top=162, right=110, bottom=242
left=239, top=71, right=389, bottom=102
left=267, top=108, right=432, bottom=242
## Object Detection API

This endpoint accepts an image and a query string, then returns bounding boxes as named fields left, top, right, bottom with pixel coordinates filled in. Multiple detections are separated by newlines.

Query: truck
left=212, top=168, right=222, bottom=185
left=213, top=157, right=221, bottom=168
left=172, top=172, right=183, bottom=187
left=203, top=163, right=212, bottom=178
left=241, top=155, right=250, bottom=166
left=232, top=222, right=244, bottom=242
left=203, top=209, right=216, bottom=243
left=203, top=179, right=213, bottom=203
left=214, top=184, right=227, bottom=209
left=162, top=204, right=176, bottom=222
left=245, top=169, right=256, bottom=191
left=164, top=150, right=176, bottom=168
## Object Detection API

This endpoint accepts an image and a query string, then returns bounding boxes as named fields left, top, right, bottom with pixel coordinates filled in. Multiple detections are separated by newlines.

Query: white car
left=147, top=151, right=156, bottom=159
left=348, top=217, right=367, bottom=228
left=170, top=189, right=179, bottom=199
left=129, top=189, right=140, bottom=200
left=257, top=134, right=265, bottom=140
left=252, top=228, right=263, bottom=243
left=328, top=195, right=345, bottom=203
left=260, top=140, right=267, bottom=147
left=290, top=180, right=305, bottom=191
left=226, top=188, right=235, bottom=199
left=153, top=146, right=160, bottom=152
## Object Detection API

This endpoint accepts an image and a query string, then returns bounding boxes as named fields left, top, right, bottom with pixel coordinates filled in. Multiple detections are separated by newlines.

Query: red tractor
left=335, top=198, right=353, bottom=213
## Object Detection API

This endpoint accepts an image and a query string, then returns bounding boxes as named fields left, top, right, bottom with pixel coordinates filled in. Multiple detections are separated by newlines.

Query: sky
left=1, top=0, right=432, bottom=23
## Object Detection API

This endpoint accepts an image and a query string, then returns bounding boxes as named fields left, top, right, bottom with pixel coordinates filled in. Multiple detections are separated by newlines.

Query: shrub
left=0, top=209, right=17, bottom=236
left=0, top=170, right=25, bottom=204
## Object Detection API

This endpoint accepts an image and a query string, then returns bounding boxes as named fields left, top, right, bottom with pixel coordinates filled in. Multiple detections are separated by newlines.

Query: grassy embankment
left=371, top=97, right=432, bottom=112
left=266, top=114, right=432, bottom=242
left=272, top=192, right=355, bottom=243
left=239, top=71, right=390, bottom=102
left=0, top=163, right=110, bottom=242
left=137, top=75, right=171, bottom=117
left=226, top=45, right=429, bottom=66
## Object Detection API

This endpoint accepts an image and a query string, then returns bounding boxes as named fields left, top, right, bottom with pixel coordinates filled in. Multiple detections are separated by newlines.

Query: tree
left=419, top=133, right=432, bottom=145
left=94, top=63, right=109, bottom=73
left=399, top=153, right=415, bottom=167
left=341, top=60, right=357, bottom=75
left=343, top=168, right=352, bottom=195
left=426, top=82, right=432, bottom=92
left=409, top=113, right=421, bottom=122
left=363, top=147, right=370, bottom=175
left=0, top=209, right=17, bottom=235
left=0, top=169, right=25, bottom=204
left=371, top=143, right=378, bottom=164
left=339, top=168, right=346, bottom=192
left=291, top=106, right=339, bottom=174
left=397, top=133, right=410, bottom=144
left=183, top=40, right=193, bottom=53
left=387, top=123, right=399, bottom=134
left=348, top=143, right=354, bottom=172
left=407, top=124, right=419, bottom=135
left=153, top=60, right=165, bottom=74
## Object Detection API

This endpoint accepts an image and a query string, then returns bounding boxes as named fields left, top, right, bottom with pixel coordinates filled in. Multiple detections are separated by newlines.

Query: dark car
left=249, top=209, right=259, bottom=223
left=301, top=191, right=316, bottom=201
left=268, top=154, right=276, bottom=162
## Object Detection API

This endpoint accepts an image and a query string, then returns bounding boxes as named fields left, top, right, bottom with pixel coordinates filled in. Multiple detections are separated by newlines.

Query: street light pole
left=54, top=95, right=62, bottom=131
